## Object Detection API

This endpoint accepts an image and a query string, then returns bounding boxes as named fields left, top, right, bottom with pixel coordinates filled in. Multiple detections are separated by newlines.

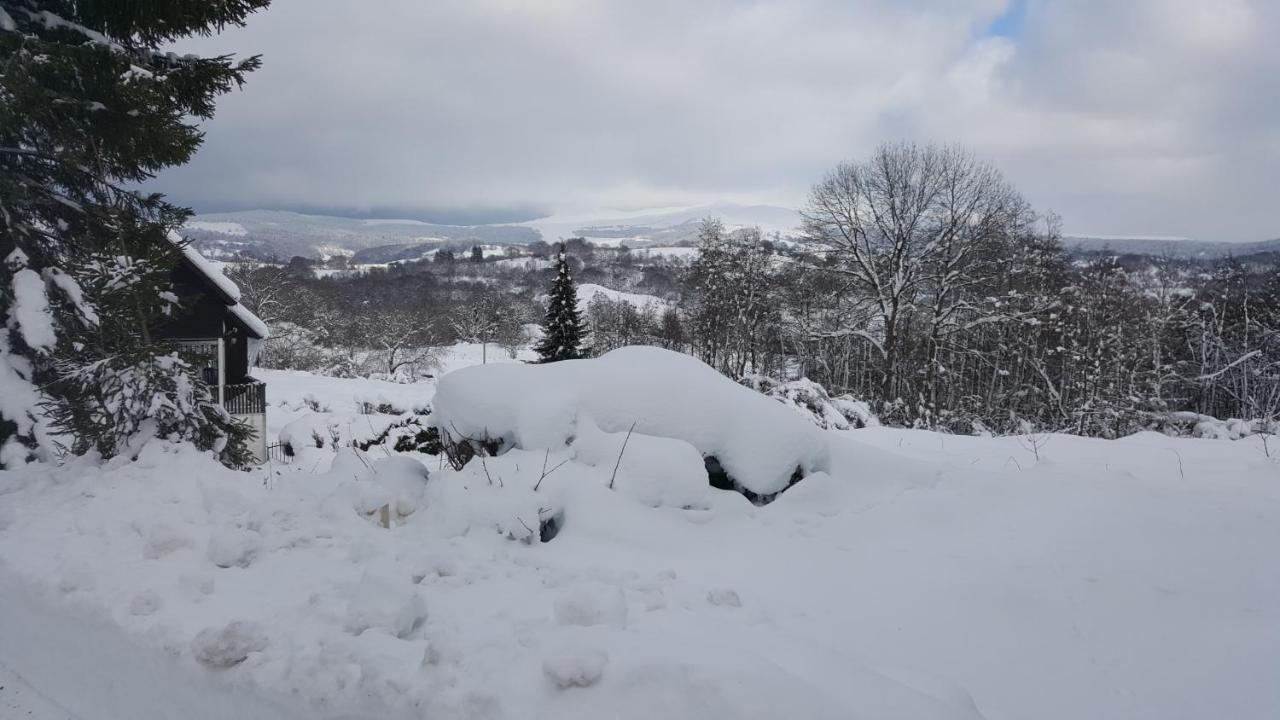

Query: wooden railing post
left=216, top=338, right=225, bottom=407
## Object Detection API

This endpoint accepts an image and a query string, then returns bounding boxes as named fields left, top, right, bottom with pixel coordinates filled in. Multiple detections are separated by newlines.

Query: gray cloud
left=151, top=0, right=1279, bottom=240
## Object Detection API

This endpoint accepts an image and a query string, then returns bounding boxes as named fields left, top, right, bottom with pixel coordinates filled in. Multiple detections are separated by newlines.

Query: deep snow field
left=1, top=345, right=1278, bottom=720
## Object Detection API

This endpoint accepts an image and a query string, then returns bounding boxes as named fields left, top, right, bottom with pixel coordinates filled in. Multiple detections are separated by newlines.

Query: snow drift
left=431, top=346, right=831, bottom=496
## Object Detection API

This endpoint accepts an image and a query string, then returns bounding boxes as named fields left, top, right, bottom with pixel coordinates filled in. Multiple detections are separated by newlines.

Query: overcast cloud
left=152, top=0, right=1280, bottom=240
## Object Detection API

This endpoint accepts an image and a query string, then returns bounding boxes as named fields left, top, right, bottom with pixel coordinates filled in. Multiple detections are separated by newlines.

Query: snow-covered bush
left=46, top=349, right=254, bottom=467
left=258, top=321, right=440, bottom=383
left=432, top=347, right=830, bottom=498
left=1160, top=412, right=1279, bottom=440
left=740, top=375, right=878, bottom=430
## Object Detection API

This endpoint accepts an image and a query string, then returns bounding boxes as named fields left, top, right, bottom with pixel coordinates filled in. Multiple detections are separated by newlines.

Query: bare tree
left=359, top=308, right=439, bottom=378
left=800, top=142, right=1036, bottom=413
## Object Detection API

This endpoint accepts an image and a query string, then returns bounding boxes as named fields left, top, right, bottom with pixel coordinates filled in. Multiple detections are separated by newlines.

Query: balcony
left=175, top=338, right=266, bottom=416
left=224, top=380, right=267, bottom=416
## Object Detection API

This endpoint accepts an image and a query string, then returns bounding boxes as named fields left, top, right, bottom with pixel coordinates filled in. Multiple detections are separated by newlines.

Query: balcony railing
left=224, top=380, right=266, bottom=416
left=173, top=339, right=265, bottom=416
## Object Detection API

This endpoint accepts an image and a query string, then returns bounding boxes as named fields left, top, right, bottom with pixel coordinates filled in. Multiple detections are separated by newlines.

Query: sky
left=153, top=0, right=1280, bottom=241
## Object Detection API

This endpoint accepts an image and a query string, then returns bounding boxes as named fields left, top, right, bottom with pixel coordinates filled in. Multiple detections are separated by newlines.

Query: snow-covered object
left=0, top=335, right=46, bottom=465
left=432, top=347, right=830, bottom=495
left=11, top=269, right=56, bottom=350
left=45, top=267, right=98, bottom=326
left=741, top=375, right=878, bottom=431
left=571, top=415, right=708, bottom=508
left=190, top=621, right=268, bottom=668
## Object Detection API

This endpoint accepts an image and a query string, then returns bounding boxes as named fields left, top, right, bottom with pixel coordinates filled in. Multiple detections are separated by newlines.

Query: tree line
left=636, top=144, right=1278, bottom=436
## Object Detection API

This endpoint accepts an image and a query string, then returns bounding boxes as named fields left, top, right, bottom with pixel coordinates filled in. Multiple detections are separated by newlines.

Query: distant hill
left=527, top=202, right=803, bottom=245
left=181, top=209, right=539, bottom=260
left=1063, top=235, right=1280, bottom=260
left=183, top=207, right=1276, bottom=264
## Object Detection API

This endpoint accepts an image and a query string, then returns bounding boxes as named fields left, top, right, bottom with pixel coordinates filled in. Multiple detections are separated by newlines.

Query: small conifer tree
left=533, top=246, right=585, bottom=363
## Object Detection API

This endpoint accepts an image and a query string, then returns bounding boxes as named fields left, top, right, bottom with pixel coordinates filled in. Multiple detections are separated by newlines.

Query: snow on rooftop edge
left=167, top=230, right=269, bottom=340
left=168, top=230, right=240, bottom=303
left=431, top=346, right=830, bottom=495
left=229, top=302, right=269, bottom=340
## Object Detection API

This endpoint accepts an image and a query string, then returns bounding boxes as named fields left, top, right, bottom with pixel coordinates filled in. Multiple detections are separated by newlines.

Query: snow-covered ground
left=183, top=220, right=248, bottom=237
left=491, top=256, right=554, bottom=271
left=630, top=245, right=698, bottom=260
left=575, top=283, right=669, bottom=310
left=1, top=346, right=1278, bottom=719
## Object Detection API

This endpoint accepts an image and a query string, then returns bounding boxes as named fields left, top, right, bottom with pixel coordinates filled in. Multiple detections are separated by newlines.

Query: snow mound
left=432, top=347, right=830, bottom=495
left=572, top=415, right=708, bottom=508
left=706, top=588, right=742, bottom=607
left=141, top=521, right=193, bottom=559
left=543, top=644, right=609, bottom=688
left=207, top=526, right=262, bottom=569
left=343, top=573, right=427, bottom=639
left=553, top=587, right=629, bottom=628
left=129, top=589, right=162, bottom=616
left=191, top=621, right=268, bottom=668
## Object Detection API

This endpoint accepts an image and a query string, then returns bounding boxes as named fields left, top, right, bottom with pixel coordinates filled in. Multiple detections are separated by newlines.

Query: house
left=158, top=233, right=270, bottom=463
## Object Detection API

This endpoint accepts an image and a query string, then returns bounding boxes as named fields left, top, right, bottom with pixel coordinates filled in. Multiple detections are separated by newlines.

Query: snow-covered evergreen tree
left=0, top=0, right=268, bottom=466
left=534, top=247, right=585, bottom=363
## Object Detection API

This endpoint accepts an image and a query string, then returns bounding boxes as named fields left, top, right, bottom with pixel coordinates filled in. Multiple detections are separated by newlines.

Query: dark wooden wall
left=155, top=263, right=253, bottom=383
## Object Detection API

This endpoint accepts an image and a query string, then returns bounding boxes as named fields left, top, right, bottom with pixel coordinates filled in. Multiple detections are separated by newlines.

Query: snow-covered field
left=183, top=220, right=248, bottom=237
left=1, top=346, right=1278, bottom=720
left=631, top=246, right=697, bottom=260
left=575, top=283, right=669, bottom=311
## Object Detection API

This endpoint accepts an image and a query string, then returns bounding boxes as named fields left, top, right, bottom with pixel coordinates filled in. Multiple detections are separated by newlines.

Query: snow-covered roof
left=167, top=231, right=268, bottom=339
left=168, top=230, right=240, bottom=304
left=228, top=302, right=269, bottom=339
